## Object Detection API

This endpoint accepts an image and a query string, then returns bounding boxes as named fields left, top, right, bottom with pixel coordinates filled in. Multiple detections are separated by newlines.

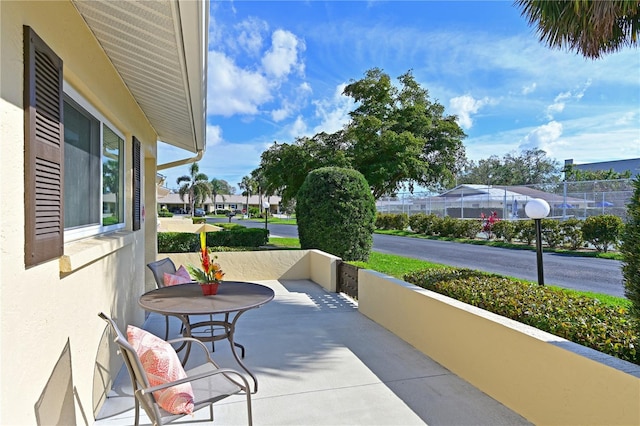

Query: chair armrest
left=140, top=367, right=251, bottom=395
left=166, top=336, right=220, bottom=367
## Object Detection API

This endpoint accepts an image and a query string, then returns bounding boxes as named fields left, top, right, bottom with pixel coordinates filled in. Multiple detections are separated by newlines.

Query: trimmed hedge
left=409, top=213, right=438, bottom=235
left=492, top=220, right=516, bottom=243
left=376, top=213, right=409, bottom=230
left=560, top=218, right=584, bottom=250
left=208, top=227, right=268, bottom=247
left=157, top=228, right=268, bottom=252
left=400, top=213, right=621, bottom=252
left=403, top=267, right=638, bottom=364
left=581, top=214, right=623, bottom=252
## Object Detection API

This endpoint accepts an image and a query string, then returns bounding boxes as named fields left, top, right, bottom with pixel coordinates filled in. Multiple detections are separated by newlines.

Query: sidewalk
left=96, top=279, right=531, bottom=425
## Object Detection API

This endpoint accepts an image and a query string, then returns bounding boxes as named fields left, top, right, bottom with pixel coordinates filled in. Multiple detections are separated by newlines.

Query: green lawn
left=267, top=237, right=301, bottom=248
left=248, top=216, right=297, bottom=225
left=267, top=236, right=628, bottom=308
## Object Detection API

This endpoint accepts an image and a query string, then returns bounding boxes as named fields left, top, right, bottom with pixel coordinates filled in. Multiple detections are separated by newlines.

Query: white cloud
left=615, top=111, right=638, bottom=126
left=288, top=115, right=309, bottom=138
left=269, top=82, right=313, bottom=122
left=207, top=51, right=272, bottom=116
left=206, top=124, right=223, bottom=146
left=261, top=29, right=305, bottom=79
left=449, top=95, right=492, bottom=129
left=546, top=102, right=566, bottom=118
left=545, top=80, right=592, bottom=119
left=312, top=83, right=354, bottom=134
left=574, top=79, right=592, bottom=100
left=235, top=17, right=268, bottom=56
left=522, top=83, right=536, bottom=95
left=519, top=121, right=563, bottom=154
left=270, top=107, right=289, bottom=122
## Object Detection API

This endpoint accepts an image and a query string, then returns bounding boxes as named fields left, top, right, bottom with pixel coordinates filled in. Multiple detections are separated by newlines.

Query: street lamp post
left=525, top=198, right=550, bottom=286
left=262, top=200, right=269, bottom=231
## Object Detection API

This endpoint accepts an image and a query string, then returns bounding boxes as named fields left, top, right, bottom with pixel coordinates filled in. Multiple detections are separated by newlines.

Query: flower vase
left=199, top=282, right=220, bottom=296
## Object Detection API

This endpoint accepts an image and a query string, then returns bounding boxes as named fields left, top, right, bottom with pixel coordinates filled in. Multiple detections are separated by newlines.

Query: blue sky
left=158, top=1, right=640, bottom=192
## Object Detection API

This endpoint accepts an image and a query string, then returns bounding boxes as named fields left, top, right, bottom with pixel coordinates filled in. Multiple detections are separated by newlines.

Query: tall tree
left=210, top=178, right=232, bottom=214
left=251, top=168, right=268, bottom=209
left=515, top=0, right=640, bottom=59
left=176, top=162, right=211, bottom=216
left=238, top=175, right=257, bottom=217
left=458, top=148, right=560, bottom=186
left=256, top=68, right=466, bottom=202
left=258, top=132, right=350, bottom=203
left=564, top=165, right=632, bottom=181
left=344, top=68, right=466, bottom=198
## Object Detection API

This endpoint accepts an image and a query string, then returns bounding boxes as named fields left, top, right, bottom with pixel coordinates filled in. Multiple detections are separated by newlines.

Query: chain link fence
left=377, top=179, right=634, bottom=221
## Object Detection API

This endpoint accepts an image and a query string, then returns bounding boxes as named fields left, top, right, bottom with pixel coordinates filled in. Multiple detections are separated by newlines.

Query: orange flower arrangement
left=187, top=232, right=225, bottom=284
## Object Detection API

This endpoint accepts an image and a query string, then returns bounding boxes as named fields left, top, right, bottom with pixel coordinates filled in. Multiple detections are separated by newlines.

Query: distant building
left=565, top=158, right=640, bottom=176
left=158, top=192, right=281, bottom=214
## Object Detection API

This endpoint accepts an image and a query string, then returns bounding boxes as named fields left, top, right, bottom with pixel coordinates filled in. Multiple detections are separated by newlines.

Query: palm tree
left=515, top=1, right=639, bottom=59
left=251, top=168, right=268, bottom=211
left=238, top=175, right=256, bottom=217
left=210, top=178, right=232, bottom=214
left=176, top=163, right=211, bottom=216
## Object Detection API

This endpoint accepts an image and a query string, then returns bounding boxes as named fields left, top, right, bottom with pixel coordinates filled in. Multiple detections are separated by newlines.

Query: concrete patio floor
left=96, top=279, right=531, bottom=425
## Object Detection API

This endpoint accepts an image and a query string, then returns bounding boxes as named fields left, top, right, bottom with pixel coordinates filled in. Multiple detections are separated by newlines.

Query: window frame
left=63, top=82, right=127, bottom=243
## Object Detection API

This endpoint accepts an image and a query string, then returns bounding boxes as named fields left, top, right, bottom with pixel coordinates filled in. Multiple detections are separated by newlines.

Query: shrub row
left=158, top=208, right=173, bottom=217
left=376, top=213, right=409, bottom=230
left=387, top=213, right=623, bottom=252
left=403, top=267, right=639, bottom=364
left=157, top=227, right=268, bottom=253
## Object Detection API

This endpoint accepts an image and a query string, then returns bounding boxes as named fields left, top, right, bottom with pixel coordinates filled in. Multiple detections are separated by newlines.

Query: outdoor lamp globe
left=525, top=198, right=550, bottom=219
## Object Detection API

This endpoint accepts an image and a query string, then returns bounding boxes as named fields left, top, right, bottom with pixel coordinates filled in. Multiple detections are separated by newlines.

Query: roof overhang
left=71, top=0, right=208, bottom=153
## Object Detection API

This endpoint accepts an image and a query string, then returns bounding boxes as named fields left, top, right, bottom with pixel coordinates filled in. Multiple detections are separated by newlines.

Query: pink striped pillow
left=163, top=265, right=192, bottom=286
left=127, top=326, right=194, bottom=414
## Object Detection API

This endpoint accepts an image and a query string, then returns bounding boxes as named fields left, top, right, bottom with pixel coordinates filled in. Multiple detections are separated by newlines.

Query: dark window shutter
left=132, top=136, right=141, bottom=231
left=24, top=26, right=64, bottom=267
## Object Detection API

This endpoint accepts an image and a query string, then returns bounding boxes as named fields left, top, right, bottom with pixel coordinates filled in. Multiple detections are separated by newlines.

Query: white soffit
left=71, top=0, right=207, bottom=153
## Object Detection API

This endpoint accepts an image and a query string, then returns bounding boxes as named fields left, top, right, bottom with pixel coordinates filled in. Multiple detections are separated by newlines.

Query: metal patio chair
left=146, top=258, right=179, bottom=339
left=98, top=312, right=252, bottom=426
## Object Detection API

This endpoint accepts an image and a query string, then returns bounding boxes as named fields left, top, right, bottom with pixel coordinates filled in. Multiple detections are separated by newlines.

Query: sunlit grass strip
left=350, top=251, right=445, bottom=279
left=244, top=217, right=297, bottom=225
left=267, top=237, right=301, bottom=248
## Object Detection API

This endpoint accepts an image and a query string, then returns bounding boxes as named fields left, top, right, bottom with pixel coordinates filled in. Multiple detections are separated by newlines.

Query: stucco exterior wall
left=165, top=249, right=339, bottom=291
left=358, top=269, right=640, bottom=425
left=1, top=2, right=157, bottom=424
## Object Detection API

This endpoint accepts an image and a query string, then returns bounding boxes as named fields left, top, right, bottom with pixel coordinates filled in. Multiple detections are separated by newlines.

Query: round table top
left=138, top=281, right=275, bottom=316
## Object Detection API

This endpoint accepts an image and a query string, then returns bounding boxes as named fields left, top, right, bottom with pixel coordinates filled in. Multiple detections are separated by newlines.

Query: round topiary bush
left=296, top=167, right=376, bottom=261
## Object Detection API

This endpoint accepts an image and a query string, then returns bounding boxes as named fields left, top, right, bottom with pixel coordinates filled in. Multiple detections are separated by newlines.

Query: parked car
left=194, top=208, right=206, bottom=217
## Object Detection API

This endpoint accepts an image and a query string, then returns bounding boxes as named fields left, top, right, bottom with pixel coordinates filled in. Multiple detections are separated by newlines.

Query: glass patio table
left=138, top=281, right=274, bottom=392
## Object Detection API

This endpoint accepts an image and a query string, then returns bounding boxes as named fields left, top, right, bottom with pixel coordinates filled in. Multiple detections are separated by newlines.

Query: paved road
left=373, top=233, right=625, bottom=297
left=211, top=218, right=626, bottom=298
